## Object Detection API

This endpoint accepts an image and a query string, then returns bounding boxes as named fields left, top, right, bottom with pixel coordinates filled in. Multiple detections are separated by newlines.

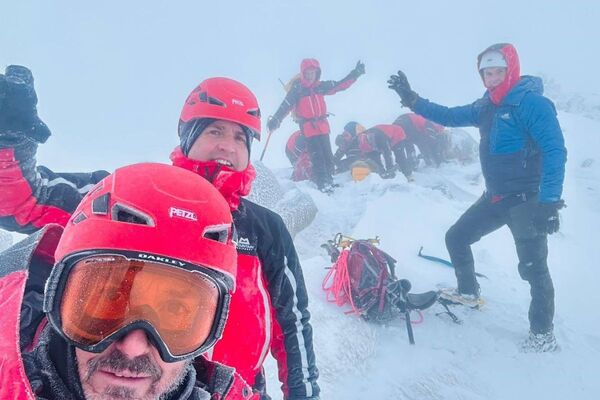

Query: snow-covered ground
left=2, top=92, right=598, bottom=400
left=260, top=110, right=600, bottom=399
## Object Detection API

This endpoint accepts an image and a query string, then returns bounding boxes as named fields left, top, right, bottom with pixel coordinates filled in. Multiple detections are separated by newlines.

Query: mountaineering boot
left=520, top=330, right=559, bottom=353
left=438, top=288, right=485, bottom=309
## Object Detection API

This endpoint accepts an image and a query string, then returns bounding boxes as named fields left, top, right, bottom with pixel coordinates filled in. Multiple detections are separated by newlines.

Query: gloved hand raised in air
left=533, top=200, right=566, bottom=234
left=351, top=60, right=366, bottom=78
left=0, top=65, right=51, bottom=144
left=388, top=70, right=418, bottom=108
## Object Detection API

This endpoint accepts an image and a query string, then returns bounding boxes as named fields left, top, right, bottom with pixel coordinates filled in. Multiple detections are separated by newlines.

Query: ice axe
left=259, top=123, right=274, bottom=162
left=418, top=246, right=488, bottom=279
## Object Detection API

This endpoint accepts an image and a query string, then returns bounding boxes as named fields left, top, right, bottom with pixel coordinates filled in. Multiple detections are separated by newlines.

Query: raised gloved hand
left=266, top=115, right=281, bottom=132
left=0, top=65, right=51, bottom=143
left=533, top=200, right=565, bottom=234
left=351, top=60, right=366, bottom=77
left=388, top=70, right=418, bottom=108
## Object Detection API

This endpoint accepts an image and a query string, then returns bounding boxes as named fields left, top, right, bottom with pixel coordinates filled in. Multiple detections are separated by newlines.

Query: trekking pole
left=259, top=123, right=274, bottom=162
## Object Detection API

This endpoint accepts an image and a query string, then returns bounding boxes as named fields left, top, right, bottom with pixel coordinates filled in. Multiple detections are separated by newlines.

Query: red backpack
left=322, top=235, right=439, bottom=344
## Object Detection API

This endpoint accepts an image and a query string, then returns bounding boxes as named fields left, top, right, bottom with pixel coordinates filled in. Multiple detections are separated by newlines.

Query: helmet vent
left=247, top=108, right=261, bottom=118
left=203, top=224, right=230, bottom=243
left=72, top=212, right=87, bottom=225
left=92, top=193, right=110, bottom=215
left=198, top=91, right=226, bottom=107
left=111, top=203, right=155, bottom=226
left=208, top=97, right=226, bottom=107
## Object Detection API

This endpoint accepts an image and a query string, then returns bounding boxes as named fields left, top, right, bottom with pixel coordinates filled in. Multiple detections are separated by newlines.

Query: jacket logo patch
left=169, top=207, right=198, bottom=221
left=500, top=113, right=511, bottom=120
left=237, top=237, right=255, bottom=252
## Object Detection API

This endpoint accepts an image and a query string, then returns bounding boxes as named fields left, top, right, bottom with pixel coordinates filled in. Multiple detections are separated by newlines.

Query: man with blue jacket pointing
left=388, top=43, right=567, bottom=352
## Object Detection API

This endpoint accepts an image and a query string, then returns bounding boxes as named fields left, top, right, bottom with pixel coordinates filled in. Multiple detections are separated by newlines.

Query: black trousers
left=306, top=134, right=334, bottom=188
left=392, top=142, right=414, bottom=178
left=445, top=193, right=555, bottom=334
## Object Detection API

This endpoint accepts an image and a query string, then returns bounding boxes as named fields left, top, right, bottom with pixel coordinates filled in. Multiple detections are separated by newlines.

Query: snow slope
left=263, top=110, right=600, bottom=399
left=2, top=93, right=598, bottom=399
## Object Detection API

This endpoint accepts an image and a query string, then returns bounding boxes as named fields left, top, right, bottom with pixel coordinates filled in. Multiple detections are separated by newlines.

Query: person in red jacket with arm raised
left=268, top=59, right=365, bottom=193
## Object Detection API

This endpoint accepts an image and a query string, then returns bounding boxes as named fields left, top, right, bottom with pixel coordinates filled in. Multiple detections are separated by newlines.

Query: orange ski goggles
left=44, top=251, right=231, bottom=362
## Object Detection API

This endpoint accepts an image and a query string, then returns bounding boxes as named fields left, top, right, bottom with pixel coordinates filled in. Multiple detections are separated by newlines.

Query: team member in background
left=268, top=59, right=365, bottom=193
left=388, top=43, right=567, bottom=352
left=394, top=112, right=446, bottom=167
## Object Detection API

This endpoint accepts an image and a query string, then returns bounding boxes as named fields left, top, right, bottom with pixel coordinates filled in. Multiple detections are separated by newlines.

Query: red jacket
left=286, top=130, right=307, bottom=163
left=371, top=124, right=407, bottom=148
left=0, top=226, right=257, bottom=400
left=273, top=58, right=359, bottom=137
left=0, top=141, right=320, bottom=400
left=394, top=113, right=445, bottom=138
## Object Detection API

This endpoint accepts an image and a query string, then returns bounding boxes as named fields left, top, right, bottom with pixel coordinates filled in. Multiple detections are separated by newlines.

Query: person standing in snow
left=0, top=163, right=257, bottom=399
left=0, top=66, right=320, bottom=399
left=388, top=43, right=567, bottom=352
left=267, top=59, right=365, bottom=193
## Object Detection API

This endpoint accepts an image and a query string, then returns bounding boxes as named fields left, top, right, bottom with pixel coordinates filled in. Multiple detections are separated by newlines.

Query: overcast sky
left=2, top=1, right=598, bottom=170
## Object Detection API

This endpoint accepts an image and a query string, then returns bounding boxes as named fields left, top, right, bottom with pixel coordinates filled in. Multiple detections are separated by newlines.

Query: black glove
left=351, top=60, right=365, bottom=77
left=267, top=116, right=280, bottom=132
left=388, top=70, right=418, bottom=108
left=0, top=65, right=51, bottom=143
left=533, top=200, right=565, bottom=234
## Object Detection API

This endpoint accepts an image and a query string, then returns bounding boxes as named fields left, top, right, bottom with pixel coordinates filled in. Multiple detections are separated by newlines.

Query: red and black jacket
left=272, top=58, right=359, bottom=137
left=0, top=138, right=320, bottom=400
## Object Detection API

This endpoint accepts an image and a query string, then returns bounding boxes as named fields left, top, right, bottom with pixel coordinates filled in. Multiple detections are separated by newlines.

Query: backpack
left=322, top=238, right=402, bottom=322
left=322, top=235, right=441, bottom=343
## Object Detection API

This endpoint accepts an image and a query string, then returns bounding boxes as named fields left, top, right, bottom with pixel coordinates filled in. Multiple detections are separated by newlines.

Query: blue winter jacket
left=413, top=76, right=566, bottom=203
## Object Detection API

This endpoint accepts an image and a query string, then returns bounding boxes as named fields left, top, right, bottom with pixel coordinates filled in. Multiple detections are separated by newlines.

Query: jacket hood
left=170, top=146, right=255, bottom=211
left=502, top=75, right=544, bottom=106
left=478, top=43, right=521, bottom=105
left=300, top=58, right=321, bottom=88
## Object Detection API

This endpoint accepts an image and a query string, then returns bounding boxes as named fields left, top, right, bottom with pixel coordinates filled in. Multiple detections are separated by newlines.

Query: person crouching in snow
left=393, top=112, right=447, bottom=167
left=268, top=59, right=365, bottom=193
left=388, top=43, right=567, bottom=352
left=285, top=130, right=313, bottom=181
left=333, top=121, right=365, bottom=173
left=364, top=124, right=415, bottom=181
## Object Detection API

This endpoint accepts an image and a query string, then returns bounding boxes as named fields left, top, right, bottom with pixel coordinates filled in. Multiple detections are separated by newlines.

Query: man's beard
left=81, top=348, right=190, bottom=400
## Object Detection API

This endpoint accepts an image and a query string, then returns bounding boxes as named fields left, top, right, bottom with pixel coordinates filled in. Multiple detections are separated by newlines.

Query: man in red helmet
left=267, top=59, right=366, bottom=193
left=0, top=67, right=320, bottom=399
left=388, top=43, right=567, bottom=352
left=0, top=163, right=257, bottom=399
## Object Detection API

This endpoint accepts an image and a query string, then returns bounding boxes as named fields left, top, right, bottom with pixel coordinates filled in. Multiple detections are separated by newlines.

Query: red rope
left=322, top=250, right=362, bottom=315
